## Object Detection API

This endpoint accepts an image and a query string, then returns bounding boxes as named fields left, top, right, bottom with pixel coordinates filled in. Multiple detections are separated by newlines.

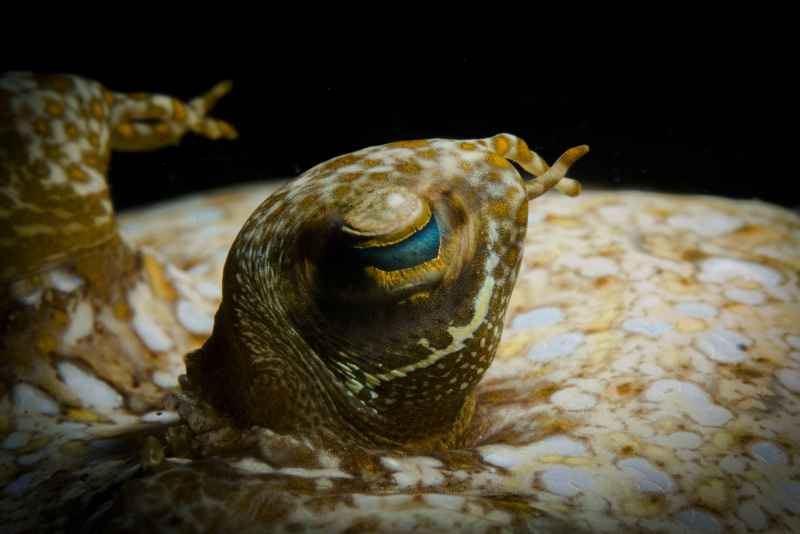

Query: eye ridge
left=354, top=215, right=440, bottom=272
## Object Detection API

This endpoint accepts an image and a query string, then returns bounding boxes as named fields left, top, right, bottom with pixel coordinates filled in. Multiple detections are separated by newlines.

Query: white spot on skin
left=479, top=435, right=587, bottom=469
left=777, top=369, right=800, bottom=392
left=511, top=307, right=563, bottom=330
left=381, top=456, right=444, bottom=488
left=18, top=288, right=43, bottom=307
left=644, top=379, right=732, bottom=427
left=176, top=299, right=214, bottom=335
left=695, top=329, right=752, bottom=363
left=13, top=383, right=59, bottom=415
left=675, top=302, right=718, bottom=319
left=648, top=431, right=703, bottom=449
left=577, top=256, right=618, bottom=278
left=152, top=371, right=180, bottom=388
left=551, top=387, right=597, bottom=410
left=667, top=213, right=744, bottom=237
left=779, top=480, right=800, bottom=513
left=132, top=311, right=173, bottom=352
left=677, top=508, right=723, bottom=533
left=738, top=501, right=768, bottom=531
left=47, top=270, right=84, bottom=292
left=141, top=410, right=180, bottom=424
left=724, top=287, right=766, bottom=305
left=196, top=281, right=222, bottom=300
left=719, top=455, right=747, bottom=475
left=540, top=466, right=594, bottom=497
left=422, top=494, right=467, bottom=509
left=527, top=332, right=584, bottom=363
left=699, top=257, right=783, bottom=287
left=749, top=441, right=788, bottom=465
left=1, top=431, right=31, bottom=450
left=617, top=457, right=675, bottom=493
left=622, top=318, right=672, bottom=338
left=3, top=473, right=35, bottom=496
left=57, top=362, right=122, bottom=413
left=62, top=301, right=94, bottom=347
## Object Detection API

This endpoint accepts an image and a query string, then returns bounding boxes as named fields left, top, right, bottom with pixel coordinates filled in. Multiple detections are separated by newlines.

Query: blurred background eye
left=353, top=215, right=440, bottom=271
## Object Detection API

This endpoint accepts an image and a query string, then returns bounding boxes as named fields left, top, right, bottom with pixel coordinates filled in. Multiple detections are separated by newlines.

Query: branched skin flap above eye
left=184, top=134, right=588, bottom=451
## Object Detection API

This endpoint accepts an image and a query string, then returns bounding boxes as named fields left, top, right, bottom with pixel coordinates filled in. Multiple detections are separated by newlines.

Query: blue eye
left=354, top=215, right=440, bottom=271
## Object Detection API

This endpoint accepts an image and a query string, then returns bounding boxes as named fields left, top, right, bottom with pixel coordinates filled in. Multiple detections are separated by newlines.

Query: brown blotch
left=87, top=131, right=100, bottom=147
left=389, top=139, right=429, bottom=148
left=44, top=99, right=65, bottom=117
left=333, top=185, right=350, bottom=200
left=340, top=172, right=360, bottom=182
left=681, top=248, right=708, bottom=262
left=323, top=154, right=360, bottom=172
left=614, top=381, right=644, bottom=397
left=154, top=123, right=171, bottom=137
left=90, top=99, right=106, bottom=120
left=368, top=172, right=388, bottom=182
left=730, top=365, right=763, bottom=380
left=41, top=75, right=75, bottom=94
left=31, top=117, right=51, bottom=137
left=489, top=199, right=509, bottom=219
left=396, top=160, right=422, bottom=175
left=515, top=203, right=528, bottom=226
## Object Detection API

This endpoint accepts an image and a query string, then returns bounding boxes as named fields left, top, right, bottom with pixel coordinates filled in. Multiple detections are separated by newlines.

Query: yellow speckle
left=90, top=100, right=105, bottom=120
left=36, top=334, right=56, bottom=354
left=693, top=478, right=732, bottom=512
left=489, top=199, right=509, bottom=218
left=516, top=139, right=534, bottom=162
left=494, top=136, right=510, bottom=156
left=154, top=123, right=171, bottom=136
left=44, top=100, right=64, bottom=117
left=487, top=153, right=512, bottom=168
left=390, top=139, right=429, bottom=148
left=87, top=131, right=100, bottom=147
left=459, top=142, right=476, bottom=151
left=621, top=494, right=667, bottom=518
left=676, top=317, right=707, bottom=333
left=32, top=117, right=50, bottom=137
left=143, top=254, right=177, bottom=301
left=116, top=123, right=134, bottom=138
left=19, top=435, right=49, bottom=453
left=61, top=440, right=88, bottom=456
left=113, top=300, right=131, bottom=320
left=712, top=430, right=734, bottom=450
left=544, top=215, right=582, bottom=227
left=67, top=164, right=89, bottom=182
left=52, top=309, right=69, bottom=327
left=66, top=408, right=102, bottom=423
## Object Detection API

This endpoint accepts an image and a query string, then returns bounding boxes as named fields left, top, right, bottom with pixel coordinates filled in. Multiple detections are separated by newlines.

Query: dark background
left=7, top=46, right=795, bottom=211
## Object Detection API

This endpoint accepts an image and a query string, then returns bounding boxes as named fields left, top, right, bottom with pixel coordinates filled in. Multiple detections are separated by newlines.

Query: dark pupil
left=354, top=215, right=440, bottom=271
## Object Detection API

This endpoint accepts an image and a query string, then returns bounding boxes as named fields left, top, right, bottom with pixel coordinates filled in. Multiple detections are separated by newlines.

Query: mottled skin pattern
left=1, top=72, right=236, bottom=426
left=8, top=74, right=798, bottom=534
left=0, top=72, right=236, bottom=285
left=185, top=135, right=586, bottom=450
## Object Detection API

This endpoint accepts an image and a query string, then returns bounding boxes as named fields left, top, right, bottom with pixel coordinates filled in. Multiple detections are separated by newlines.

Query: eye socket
left=352, top=214, right=440, bottom=271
